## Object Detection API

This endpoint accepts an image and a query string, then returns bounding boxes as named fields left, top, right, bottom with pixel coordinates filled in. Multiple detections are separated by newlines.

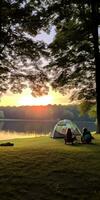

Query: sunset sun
left=18, top=94, right=53, bottom=106
left=0, top=87, right=71, bottom=106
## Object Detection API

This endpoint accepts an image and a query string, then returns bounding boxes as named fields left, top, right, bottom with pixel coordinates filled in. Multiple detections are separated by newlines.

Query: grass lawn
left=0, top=133, right=100, bottom=200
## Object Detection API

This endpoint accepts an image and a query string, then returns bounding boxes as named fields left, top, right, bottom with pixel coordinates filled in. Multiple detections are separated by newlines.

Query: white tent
left=50, top=119, right=82, bottom=138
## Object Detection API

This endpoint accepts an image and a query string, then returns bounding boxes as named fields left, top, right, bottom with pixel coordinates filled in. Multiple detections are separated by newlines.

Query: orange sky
left=0, top=87, right=72, bottom=106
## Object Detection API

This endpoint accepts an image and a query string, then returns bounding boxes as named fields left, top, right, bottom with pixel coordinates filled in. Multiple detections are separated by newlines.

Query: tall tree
left=42, top=0, right=100, bottom=132
left=91, top=0, right=100, bottom=132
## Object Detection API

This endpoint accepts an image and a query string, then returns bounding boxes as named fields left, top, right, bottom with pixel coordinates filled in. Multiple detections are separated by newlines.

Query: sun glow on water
left=0, top=131, right=49, bottom=140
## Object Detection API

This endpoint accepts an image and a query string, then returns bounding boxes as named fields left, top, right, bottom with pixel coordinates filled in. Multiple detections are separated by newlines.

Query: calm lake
left=0, top=119, right=96, bottom=134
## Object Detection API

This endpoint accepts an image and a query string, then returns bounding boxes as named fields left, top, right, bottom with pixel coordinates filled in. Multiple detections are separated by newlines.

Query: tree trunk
left=91, top=1, right=100, bottom=133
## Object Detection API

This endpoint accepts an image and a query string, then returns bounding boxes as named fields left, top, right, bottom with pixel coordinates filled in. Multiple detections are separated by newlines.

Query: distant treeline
left=0, top=105, right=96, bottom=122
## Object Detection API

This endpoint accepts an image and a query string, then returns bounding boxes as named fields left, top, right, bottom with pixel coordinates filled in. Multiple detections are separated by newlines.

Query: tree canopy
left=0, top=0, right=100, bottom=102
left=42, top=0, right=100, bottom=131
left=43, top=0, right=100, bottom=101
left=0, top=0, right=50, bottom=96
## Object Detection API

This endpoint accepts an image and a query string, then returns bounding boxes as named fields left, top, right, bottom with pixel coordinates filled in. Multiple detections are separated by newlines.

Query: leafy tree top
left=0, top=0, right=100, bottom=101
left=42, top=0, right=100, bottom=100
left=0, top=0, right=49, bottom=96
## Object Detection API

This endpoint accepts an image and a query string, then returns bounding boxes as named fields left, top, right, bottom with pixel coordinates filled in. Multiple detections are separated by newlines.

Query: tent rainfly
left=50, top=119, right=82, bottom=138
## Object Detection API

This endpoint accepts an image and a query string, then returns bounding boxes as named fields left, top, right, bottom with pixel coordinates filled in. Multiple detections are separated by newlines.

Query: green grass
left=0, top=134, right=100, bottom=200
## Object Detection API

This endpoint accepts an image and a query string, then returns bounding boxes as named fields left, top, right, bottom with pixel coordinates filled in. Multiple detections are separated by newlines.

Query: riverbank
left=0, top=134, right=100, bottom=200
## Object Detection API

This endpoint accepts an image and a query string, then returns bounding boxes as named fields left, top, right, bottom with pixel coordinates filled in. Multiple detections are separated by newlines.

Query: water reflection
left=0, top=119, right=96, bottom=134
left=0, top=120, right=57, bottom=134
left=0, top=121, right=4, bottom=130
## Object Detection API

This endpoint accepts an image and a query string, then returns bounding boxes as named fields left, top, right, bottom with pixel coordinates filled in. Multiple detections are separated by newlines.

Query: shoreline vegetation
left=0, top=118, right=96, bottom=123
left=0, top=133, right=100, bottom=199
left=0, top=118, right=58, bottom=121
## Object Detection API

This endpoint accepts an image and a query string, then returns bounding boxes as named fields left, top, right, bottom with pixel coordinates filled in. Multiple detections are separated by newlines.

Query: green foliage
left=88, top=104, right=96, bottom=118
left=79, top=100, right=96, bottom=118
left=79, top=101, right=93, bottom=115
left=44, top=0, right=100, bottom=101
left=0, top=0, right=49, bottom=96
left=0, top=111, right=4, bottom=119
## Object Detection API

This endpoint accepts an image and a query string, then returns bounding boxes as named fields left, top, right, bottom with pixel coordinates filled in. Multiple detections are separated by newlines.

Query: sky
left=0, top=87, right=72, bottom=106
left=34, top=26, right=56, bottom=45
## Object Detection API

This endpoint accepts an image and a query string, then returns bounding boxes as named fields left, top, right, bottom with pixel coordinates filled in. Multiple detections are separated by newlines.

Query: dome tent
left=50, top=119, right=82, bottom=138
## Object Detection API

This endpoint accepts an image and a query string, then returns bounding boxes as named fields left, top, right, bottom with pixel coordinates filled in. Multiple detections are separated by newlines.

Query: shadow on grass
left=52, top=137, right=99, bottom=150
